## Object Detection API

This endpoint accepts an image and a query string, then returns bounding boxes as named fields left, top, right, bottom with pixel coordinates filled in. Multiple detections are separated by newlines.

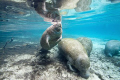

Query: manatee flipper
left=67, top=61, right=75, bottom=71
left=108, top=53, right=112, bottom=57
left=67, top=55, right=75, bottom=71
left=118, top=51, right=120, bottom=56
left=46, top=35, right=50, bottom=47
left=56, top=35, right=62, bottom=42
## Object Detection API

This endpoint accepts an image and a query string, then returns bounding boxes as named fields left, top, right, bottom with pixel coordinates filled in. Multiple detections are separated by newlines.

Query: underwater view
left=0, top=0, right=120, bottom=80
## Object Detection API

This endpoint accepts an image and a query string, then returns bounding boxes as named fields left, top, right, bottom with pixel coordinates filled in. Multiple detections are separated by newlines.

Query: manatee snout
left=76, top=56, right=90, bottom=79
left=80, top=69, right=90, bottom=79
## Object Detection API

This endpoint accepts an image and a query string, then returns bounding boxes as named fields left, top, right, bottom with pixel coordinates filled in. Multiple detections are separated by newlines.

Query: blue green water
left=0, top=2, right=120, bottom=48
left=62, top=3, right=120, bottom=39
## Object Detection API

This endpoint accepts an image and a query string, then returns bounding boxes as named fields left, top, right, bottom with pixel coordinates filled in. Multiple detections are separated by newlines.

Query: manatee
left=77, top=37, right=93, bottom=57
left=58, top=38, right=90, bottom=79
left=34, top=1, right=61, bottom=22
left=52, top=0, right=79, bottom=10
left=105, top=40, right=120, bottom=57
left=40, top=22, right=62, bottom=51
left=74, top=0, right=92, bottom=12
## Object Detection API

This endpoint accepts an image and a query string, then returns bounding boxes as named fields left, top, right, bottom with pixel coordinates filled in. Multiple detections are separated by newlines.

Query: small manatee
left=77, top=37, right=93, bottom=57
left=58, top=38, right=90, bottom=79
left=40, top=22, right=62, bottom=51
left=105, top=40, right=120, bottom=57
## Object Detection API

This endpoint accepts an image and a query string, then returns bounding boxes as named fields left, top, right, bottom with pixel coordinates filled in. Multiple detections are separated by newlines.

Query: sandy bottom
left=0, top=38, right=120, bottom=80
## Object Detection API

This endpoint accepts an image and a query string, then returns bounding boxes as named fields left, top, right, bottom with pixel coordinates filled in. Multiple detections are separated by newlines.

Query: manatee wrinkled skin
left=58, top=38, right=90, bottom=79
left=77, top=37, right=93, bottom=57
left=105, top=40, right=120, bottom=57
left=40, top=23, right=62, bottom=51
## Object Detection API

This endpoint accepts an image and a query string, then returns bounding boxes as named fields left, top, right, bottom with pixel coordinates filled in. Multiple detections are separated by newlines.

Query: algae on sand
left=0, top=43, right=119, bottom=80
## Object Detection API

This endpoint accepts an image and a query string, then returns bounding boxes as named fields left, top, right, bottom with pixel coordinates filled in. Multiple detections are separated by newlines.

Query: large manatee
left=77, top=37, right=93, bottom=57
left=58, top=38, right=90, bottom=79
left=105, top=40, right=120, bottom=57
left=40, top=22, right=62, bottom=51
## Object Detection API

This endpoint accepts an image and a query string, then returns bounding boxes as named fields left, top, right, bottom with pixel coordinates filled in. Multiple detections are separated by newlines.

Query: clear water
left=0, top=2, right=120, bottom=49
left=0, top=0, right=120, bottom=80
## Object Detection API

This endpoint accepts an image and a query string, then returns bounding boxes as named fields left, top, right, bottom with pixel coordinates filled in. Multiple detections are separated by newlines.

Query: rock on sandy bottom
left=0, top=44, right=119, bottom=80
